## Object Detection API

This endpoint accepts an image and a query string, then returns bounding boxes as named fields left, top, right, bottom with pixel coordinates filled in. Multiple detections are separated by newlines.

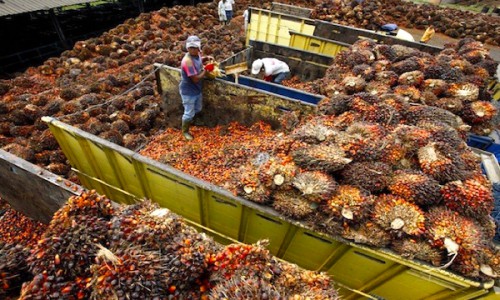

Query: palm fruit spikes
left=292, top=170, right=338, bottom=203
left=418, top=142, right=467, bottom=183
left=291, top=120, right=338, bottom=144
left=325, top=185, right=374, bottom=222
left=340, top=161, right=392, bottom=193
left=426, top=207, right=484, bottom=256
left=440, top=176, right=494, bottom=219
left=446, top=82, right=479, bottom=102
left=292, top=143, right=352, bottom=172
left=460, top=101, right=497, bottom=124
left=272, top=190, right=316, bottom=220
left=372, top=194, right=426, bottom=236
left=341, top=222, right=392, bottom=247
left=388, top=170, right=442, bottom=207
left=391, top=238, right=444, bottom=266
left=257, top=155, right=297, bottom=189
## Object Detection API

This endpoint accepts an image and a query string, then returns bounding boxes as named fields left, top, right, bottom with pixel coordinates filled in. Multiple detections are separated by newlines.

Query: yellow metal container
left=43, top=116, right=497, bottom=299
left=288, top=30, right=349, bottom=57
left=246, top=7, right=315, bottom=47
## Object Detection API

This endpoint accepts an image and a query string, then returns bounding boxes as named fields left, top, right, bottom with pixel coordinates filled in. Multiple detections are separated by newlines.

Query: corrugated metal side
left=0, top=0, right=98, bottom=17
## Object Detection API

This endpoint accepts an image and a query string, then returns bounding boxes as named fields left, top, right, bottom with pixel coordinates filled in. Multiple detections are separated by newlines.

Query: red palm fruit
left=373, top=194, right=426, bottom=236
left=388, top=170, right=442, bottom=206
left=441, top=176, right=494, bottom=219
left=325, top=185, right=374, bottom=222
left=418, top=142, right=467, bottom=183
left=416, top=120, right=466, bottom=150
left=426, top=206, right=484, bottom=255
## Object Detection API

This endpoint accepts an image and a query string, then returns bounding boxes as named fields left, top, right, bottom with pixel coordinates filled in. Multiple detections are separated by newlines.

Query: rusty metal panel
left=0, top=149, right=81, bottom=223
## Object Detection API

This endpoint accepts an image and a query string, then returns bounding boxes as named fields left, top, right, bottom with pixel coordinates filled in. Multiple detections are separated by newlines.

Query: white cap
left=186, top=35, right=201, bottom=49
left=251, top=59, right=263, bottom=75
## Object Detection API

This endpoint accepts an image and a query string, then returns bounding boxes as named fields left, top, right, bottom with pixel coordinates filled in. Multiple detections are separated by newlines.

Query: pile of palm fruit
left=0, top=192, right=339, bottom=299
left=0, top=0, right=498, bottom=179
left=311, top=0, right=500, bottom=45
left=141, top=37, right=499, bottom=281
left=0, top=0, right=498, bottom=286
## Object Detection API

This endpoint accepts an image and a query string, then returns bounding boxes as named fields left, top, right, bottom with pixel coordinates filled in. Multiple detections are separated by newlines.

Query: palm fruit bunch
left=0, top=243, right=32, bottom=298
left=324, top=185, right=374, bottom=222
left=108, top=201, right=217, bottom=296
left=317, top=94, right=353, bottom=116
left=391, top=238, right=444, bottom=266
left=235, top=162, right=272, bottom=204
left=416, top=120, right=466, bottom=149
left=292, top=170, right=338, bottom=204
left=208, top=241, right=339, bottom=300
left=372, top=194, right=426, bottom=237
left=273, top=190, right=316, bottom=220
left=257, top=155, right=298, bottom=190
left=290, top=117, right=338, bottom=144
left=459, top=101, right=497, bottom=124
left=388, top=170, right=442, bottom=207
left=0, top=206, right=47, bottom=247
left=208, top=275, right=281, bottom=299
left=440, top=174, right=494, bottom=219
left=339, top=161, right=392, bottom=193
left=426, top=207, right=489, bottom=278
left=274, top=262, right=339, bottom=299
left=417, top=142, right=468, bottom=184
left=338, top=122, right=387, bottom=161
left=20, top=191, right=113, bottom=299
left=292, top=143, right=352, bottom=172
left=341, top=222, right=392, bottom=248
left=90, top=246, right=170, bottom=299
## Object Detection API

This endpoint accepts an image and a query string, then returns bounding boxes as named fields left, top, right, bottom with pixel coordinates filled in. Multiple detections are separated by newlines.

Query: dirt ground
left=402, top=27, right=500, bottom=61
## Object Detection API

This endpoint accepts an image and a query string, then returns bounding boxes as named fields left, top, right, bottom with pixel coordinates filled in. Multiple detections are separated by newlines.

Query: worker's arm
left=189, top=69, right=207, bottom=83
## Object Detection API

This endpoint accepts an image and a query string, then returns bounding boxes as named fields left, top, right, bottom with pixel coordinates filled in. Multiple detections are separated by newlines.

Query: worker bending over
left=251, top=58, right=290, bottom=84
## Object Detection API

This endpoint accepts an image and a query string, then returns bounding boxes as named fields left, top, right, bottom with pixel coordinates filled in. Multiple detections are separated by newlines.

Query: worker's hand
left=204, top=63, right=215, bottom=72
left=263, top=75, right=273, bottom=82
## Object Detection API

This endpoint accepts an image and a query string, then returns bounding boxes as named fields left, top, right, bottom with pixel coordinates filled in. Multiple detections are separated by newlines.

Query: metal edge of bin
left=288, top=30, right=352, bottom=49
left=42, top=116, right=495, bottom=290
left=471, top=147, right=500, bottom=184
left=221, top=74, right=325, bottom=105
left=0, top=149, right=83, bottom=223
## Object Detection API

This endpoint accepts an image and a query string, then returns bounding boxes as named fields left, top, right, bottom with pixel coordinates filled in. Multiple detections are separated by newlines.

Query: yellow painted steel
left=488, top=79, right=500, bottom=101
left=288, top=31, right=348, bottom=57
left=246, top=8, right=315, bottom=47
left=44, top=116, right=495, bottom=300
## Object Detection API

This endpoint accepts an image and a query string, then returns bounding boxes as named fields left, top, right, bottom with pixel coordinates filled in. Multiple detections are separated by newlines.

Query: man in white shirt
left=224, top=0, right=235, bottom=22
left=251, top=58, right=291, bottom=84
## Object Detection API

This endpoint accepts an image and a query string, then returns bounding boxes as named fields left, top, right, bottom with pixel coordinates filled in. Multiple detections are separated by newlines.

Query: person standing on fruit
left=218, top=0, right=227, bottom=25
left=224, top=0, right=235, bottom=23
left=179, top=35, right=214, bottom=140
